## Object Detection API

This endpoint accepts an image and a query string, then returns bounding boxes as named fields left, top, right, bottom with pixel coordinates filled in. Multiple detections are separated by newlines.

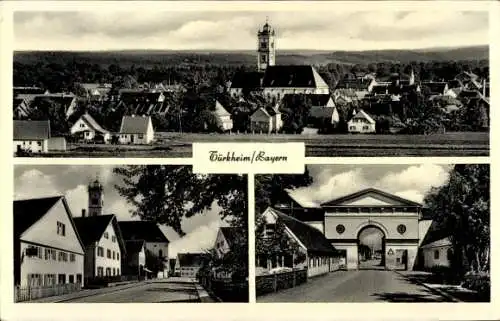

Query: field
left=22, top=132, right=489, bottom=158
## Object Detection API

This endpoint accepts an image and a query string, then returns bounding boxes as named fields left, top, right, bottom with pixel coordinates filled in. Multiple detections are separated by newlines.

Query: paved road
left=258, top=270, right=452, bottom=302
left=66, top=281, right=200, bottom=303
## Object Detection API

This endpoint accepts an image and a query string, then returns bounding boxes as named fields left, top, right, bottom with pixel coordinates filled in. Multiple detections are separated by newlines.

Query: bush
left=424, top=265, right=461, bottom=284
left=462, top=272, right=490, bottom=295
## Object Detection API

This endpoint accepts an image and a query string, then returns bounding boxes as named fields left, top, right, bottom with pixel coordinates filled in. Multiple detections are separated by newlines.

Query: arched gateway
left=274, top=188, right=422, bottom=271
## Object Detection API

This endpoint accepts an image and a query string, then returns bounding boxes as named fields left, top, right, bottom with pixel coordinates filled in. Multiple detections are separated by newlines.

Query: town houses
left=12, top=21, right=490, bottom=145
left=13, top=177, right=170, bottom=301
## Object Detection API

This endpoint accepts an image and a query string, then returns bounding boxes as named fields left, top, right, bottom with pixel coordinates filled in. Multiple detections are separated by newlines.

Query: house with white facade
left=13, top=120, right=51, bottom=154
left=250, top=106, right=282, bottom=133
left=258, top=207, right=339, bottom=278
left=119, top=115, right=155, bottom=144
left=174, top=253, right=205, bottom=278
left=73, top=213, right=126, bottom=283
left=70, top=113, right=111, bottom=143
left=118, top=221, right=170, bottom=278
left=420, top=237, right=453, bottom=268
left=212, top=101, right=233, bottom=132
left=14, top=196, right=85, bottom=291
left=348, top=110, right=376, bottom=134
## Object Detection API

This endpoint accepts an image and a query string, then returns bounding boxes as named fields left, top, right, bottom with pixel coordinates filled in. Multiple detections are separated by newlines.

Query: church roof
left=261, top=65, right=328, bottom=89
left=230, top=71, right=264, bottom=89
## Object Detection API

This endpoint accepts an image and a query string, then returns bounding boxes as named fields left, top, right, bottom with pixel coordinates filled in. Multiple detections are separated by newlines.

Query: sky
left=14, top=10, right=489, bottom=51
left=288, top=164, right=453, bottom=208
left=13, top=165, right=231, bottom=258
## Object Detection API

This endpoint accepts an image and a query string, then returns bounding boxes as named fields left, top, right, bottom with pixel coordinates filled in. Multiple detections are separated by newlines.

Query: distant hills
left=14, top=45, right=488, bottom=67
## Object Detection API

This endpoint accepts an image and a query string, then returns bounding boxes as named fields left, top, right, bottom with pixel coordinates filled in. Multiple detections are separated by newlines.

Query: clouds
left=291, top=164, right=451, bottom=207
left=14, top=9, right=488, bottom=50
left=14, top=165, right=229, bottom=257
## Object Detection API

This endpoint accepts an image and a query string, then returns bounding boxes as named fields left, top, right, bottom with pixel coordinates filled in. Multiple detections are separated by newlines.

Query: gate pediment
left=321, top=188, right=422, bottom=207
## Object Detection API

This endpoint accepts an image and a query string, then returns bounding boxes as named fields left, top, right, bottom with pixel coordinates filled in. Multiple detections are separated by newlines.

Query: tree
left=113, top=166, right=248, bottom=277
left=424, top=164, right=490, bottom=275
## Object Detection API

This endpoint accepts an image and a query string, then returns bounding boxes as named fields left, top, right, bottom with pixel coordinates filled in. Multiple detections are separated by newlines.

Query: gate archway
left=357, top=225, right=386, bottom=270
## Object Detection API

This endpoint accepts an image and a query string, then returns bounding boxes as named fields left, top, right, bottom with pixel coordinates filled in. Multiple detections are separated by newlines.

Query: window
left=103, top=232, right=109, bottom=239
left=434, top=250, right=440, bottom=260
left=97, top=247, right=104, bottom=257
left=70, top=253, right=75, bottom=262
left=44, top=248, right=50, bottom=260
left=91, top=198, right=98, bottom=205
left=112, top=236, right=116, bottom=243
left=117, top=268, right=120, bottom=275
left=107, top=249, right=111, bottom=258
left=106, top=268, right=111, bottom=276
left=44, top=274, right=56, bottom=286
left=69, top=275, right=74, bottom=283
left=112, top=251, right=115, bottom=260
left=97, top=267, right=104, bottom=277
left=363, top=126, right=369, bottom=130
left=37, top=141, right=42, bottom=146
left=260, top=42, right=267, bottom=49
left=58, top=252, right=68, bottom=262
left=52, top=249, right=56, bottom=260
left=117, top=253, right=119, bottom=261
left=159, top=250, right=163, bottom=258
left=349, top=126, right=356, bottom=130
left=112, top=268, right=116, bottom=276
left=37, top=246, right=43, bottom=259
left=80, top=123, right=85, bottom=128
left=261, top=55, right=267, bottom=63
left=57, top=221, right=66, bottom=236
left=138, top=134, right=144, bottom=139
left=28, top=274, right=42, bottom=287
left=58, top=274, right=66, bottom=284
left=76, top=274, right=82, bottom=284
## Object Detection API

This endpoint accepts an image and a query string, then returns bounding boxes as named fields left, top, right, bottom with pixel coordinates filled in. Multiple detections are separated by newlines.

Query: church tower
left=257, top=19, right=276, bottom=72
left=88, top=178, right=104, bottom=216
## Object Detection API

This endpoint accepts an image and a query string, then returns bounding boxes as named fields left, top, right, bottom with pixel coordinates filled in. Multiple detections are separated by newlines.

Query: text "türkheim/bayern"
left=209, top=151, right=288, bottom=164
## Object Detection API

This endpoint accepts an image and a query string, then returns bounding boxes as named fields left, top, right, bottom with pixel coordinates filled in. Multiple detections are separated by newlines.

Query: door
left=130, top=134, right=134, bottom=143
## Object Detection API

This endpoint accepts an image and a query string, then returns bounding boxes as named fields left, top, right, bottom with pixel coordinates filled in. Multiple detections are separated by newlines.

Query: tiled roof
left=269, top=208, right=336, bottom=255
left=349, top=110, right=376, bottom=124
left=212, top=101, right=231, bottom=117
left=31, top=95, right=75, bottom=109
left=118, top=221, right=169, bottom=243
left=14, top=120, right=51, bottom=140
left=230, top=71, right=264, bottom=89
left=220, top=227, right=241, bottom=248
left=14, top=196, right=62, bottom=237
left=81, top=113, right=109, bottom=134
left=422, top=82, right=448, bottom=94
left=261, top=65, right=328, bottom=88
left=336, top=78, right=372, bottom=90
left=119, top=116, right=152, bottom=134
left=13, top=87, right=46, bottom=96
left=177, top=253, right=206, bottom=267
left=73, top=215, right=114, bottom=247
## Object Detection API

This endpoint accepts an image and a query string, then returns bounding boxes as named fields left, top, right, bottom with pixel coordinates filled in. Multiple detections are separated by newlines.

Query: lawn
left=21, top=131, right=489, bottom=158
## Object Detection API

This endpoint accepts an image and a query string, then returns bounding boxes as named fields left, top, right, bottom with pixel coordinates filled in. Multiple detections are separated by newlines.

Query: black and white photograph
left=13, top=165, right=249, bottom=303
left=254, top=164, right=490, bottom=302
left=12, top=8, right=489, bottom=157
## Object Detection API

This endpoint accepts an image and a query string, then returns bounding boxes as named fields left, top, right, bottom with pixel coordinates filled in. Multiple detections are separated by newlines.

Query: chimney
left=82, top=209, right=86, bottom=217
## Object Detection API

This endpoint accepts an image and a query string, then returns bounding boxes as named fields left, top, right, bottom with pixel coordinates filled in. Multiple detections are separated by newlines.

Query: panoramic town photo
left=13, top=165, right=248, bottom=303
left=254, top=164, right=490, bottom=302
left=13, top=9, right=489, bottom=157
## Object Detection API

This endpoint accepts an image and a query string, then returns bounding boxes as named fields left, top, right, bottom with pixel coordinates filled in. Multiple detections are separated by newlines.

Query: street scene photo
left=255, top=164, right=490, bottom=302
left=13, top=8, right=489, bottom=157
left=13, top=165, right=248, bottom=303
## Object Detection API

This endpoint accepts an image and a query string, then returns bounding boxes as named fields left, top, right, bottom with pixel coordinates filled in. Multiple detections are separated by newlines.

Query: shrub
left=462, top=272, right=490, bottom=297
